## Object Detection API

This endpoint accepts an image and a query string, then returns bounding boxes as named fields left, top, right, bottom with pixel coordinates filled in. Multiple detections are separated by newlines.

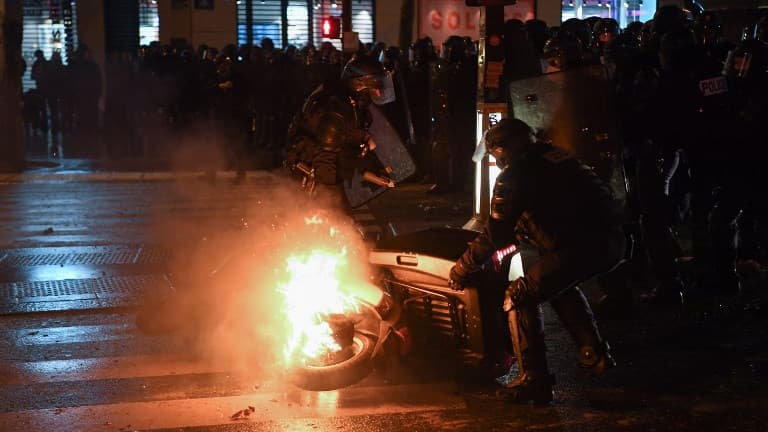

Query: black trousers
left=511, top=230, right=626, bottom=372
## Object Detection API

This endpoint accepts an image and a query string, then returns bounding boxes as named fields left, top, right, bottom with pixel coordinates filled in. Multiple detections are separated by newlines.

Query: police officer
left=653, top=24, right=737, bottom=295
left=428, top=35, right=476, bottom=193
left=285, top=54, right=395, bottom=204
left=709, top=19, right=768, bottom=289
left=624, top=6, right=699, bottom=305
left=449, top=119, right=624, bottom=404
left=407, top=37, right=439, bottom=182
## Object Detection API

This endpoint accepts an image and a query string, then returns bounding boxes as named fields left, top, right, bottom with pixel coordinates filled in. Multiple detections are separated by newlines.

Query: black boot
left=550, top=287, right=617, bottom=375
left=503, top=306, right=554, bottom=404
left=641, top=278, right=685, bottom=307
left=501, top=371, right=555, bottom=404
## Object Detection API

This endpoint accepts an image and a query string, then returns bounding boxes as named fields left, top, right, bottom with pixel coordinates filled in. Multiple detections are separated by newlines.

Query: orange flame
left=277, top=215, right=366, bottom=367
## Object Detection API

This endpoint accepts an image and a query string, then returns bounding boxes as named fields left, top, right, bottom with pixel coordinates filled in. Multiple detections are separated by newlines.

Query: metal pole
left=246, top=0, right=253, bottom=45
left=0, top=0, right=26, bottom=171
left=341, top=0, right=351, bottom=33
left=465, top=5, right=507, bottom=230
left=307, top=0, right=313, bottom=46
left=342, top=0, right=351, bottom=55
left=281, top=0, right=288, bottom=48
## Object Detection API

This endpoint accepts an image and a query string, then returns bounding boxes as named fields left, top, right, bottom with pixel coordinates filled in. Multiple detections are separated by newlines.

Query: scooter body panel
left=369, top=228, right=488, bottom=361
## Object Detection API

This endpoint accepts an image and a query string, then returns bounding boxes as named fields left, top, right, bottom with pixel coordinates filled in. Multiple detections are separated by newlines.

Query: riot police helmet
left=584, top=17, right=603, bottom=36
left=543, top=32, right=585, bottom=70
left=341, top=54, right=396, bottom=106
left=475, top=119, right=537, bottom=170
left=379, top=46, right=404, bottom=72
left=625, top=21, right=644, bottom=41
left=693, top=10, right=723, bottom=46
left=441, top=35, right=468, bottom=63
left=684, top=0, right=706, bottom=18
left=561, top=18, right=593, bottom=49
left=605, top=32, right=640, bottom=68
left=464, top=37, right=478, bottom=57
left=641, top=20, right=655, bottom=47
left=525, top=19, right=550, bottom=54
left=408, top=37, right=437, bottom=68
left=653, top=5, right=690, bottom=37
left=659, top=28, right=697, bottom=70
left=593, top=18, right=620, bottom=48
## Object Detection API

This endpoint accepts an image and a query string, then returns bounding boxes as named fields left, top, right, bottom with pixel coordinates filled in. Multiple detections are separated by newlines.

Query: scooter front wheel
left=291, top=332, right=376, bottom=391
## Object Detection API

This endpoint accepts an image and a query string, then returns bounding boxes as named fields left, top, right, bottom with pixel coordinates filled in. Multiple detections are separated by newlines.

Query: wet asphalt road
left=0, top=173, right=766, bottom=431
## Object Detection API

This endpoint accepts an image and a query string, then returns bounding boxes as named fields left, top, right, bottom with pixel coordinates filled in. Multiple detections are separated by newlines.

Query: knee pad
left=505, top=277, right=535, bottom=311
left=579, top=342, right=612, bottom=368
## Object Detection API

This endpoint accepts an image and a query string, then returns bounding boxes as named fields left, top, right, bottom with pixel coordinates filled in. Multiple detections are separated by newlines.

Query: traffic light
left=321, top=16, right=341, bottom=39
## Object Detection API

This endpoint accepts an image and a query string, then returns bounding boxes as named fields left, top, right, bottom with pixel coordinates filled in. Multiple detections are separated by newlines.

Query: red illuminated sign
left=465, top=0, right=518, bottom=5
left=419, top=0, right=534, bottom=46
left=321, top=16, right=341, bottom=39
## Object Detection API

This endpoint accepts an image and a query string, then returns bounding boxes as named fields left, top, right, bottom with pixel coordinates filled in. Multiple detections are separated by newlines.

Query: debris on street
left=230, top=406, right=256, bottom=421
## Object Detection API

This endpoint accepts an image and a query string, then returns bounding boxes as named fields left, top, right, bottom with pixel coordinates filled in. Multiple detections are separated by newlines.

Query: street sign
left=418, top=0, right=533, bottom=46
left=465, top=0, right=518, bottom=5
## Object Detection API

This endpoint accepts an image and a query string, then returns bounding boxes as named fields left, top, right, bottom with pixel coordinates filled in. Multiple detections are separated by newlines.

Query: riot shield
left=343, top=105, right=417, bottom=209
left=508, top=65, right=625, bottom=198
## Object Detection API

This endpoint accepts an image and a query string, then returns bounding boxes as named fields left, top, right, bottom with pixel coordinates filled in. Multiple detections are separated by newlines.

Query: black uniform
left=455, top=141, right=625, bottom=401
left=286, top=82, right=373, bottom=188
left=284, top=54, right=394, bottom=207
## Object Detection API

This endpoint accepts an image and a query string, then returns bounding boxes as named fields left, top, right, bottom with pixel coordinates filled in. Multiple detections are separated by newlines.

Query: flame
left=277, top=216, right=363, bottom=367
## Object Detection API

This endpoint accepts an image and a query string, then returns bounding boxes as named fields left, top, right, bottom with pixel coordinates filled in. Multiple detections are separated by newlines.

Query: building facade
left=20, top=0, right=669, bottom=93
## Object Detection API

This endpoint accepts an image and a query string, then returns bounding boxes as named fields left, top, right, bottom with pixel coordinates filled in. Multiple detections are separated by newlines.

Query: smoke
left=138, top=169, right=373, bottom=384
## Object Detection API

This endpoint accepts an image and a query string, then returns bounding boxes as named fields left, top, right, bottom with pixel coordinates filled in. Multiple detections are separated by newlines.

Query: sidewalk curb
left=0, top=170, right=277, bottom=184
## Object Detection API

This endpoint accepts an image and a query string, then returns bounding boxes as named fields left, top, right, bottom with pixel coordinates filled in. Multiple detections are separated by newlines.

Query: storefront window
left=561, top=0, right=656, bottom=29
left=238, top=1, right=374, bottom=51
left=139, top=0, right=159, bottom=46
left=287, top=0, right=310, bottom=48
left=623, top=0, right=656, bottom=27
left=22, top=0, right=78, bottom=92
left=351, top=0, right=374, bottom=44
left=237, top=0, right=284, bottom=48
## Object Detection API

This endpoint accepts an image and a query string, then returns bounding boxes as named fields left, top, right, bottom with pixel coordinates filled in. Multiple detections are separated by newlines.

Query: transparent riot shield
left=508, top=65, right=626, bottom=199
left=343, top=105, right=417, bottom=209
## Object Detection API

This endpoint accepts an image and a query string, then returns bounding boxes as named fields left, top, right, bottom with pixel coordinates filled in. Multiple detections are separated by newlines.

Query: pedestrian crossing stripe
left=0, top=354, right=229, bottom=385
left=0, top=315, right=464, bottom=428
left=0, top=382, right=463, bottom=432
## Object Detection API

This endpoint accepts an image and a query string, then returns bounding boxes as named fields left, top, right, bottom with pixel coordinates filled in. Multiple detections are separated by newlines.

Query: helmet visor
left=355, top=72, right=396, bottom=105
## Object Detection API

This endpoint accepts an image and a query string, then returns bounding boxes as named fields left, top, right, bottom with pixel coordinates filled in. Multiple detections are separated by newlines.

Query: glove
left=449, top=260, right=471, bottom=291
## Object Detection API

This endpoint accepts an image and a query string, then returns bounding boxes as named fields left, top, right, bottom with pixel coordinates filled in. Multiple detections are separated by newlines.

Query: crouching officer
left=449, top=119, right=626, bottom=404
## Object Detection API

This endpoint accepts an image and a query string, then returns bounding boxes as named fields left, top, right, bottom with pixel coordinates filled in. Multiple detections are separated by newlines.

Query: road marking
left=0, top=171, right=276, bottom=184
left=0, top=354, right=233, bottom=385
left=0, top=382, right=464, bottom=432
left=3, top=323, right=133, bottom=346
